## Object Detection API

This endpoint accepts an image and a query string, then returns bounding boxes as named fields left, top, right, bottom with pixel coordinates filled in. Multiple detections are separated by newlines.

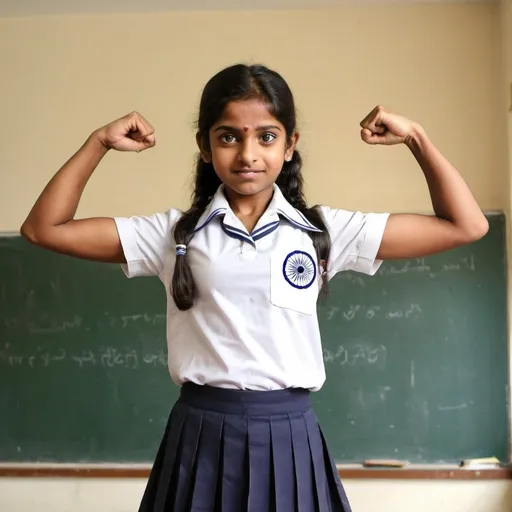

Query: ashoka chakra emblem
left=282, top=250, right=316, bottom=289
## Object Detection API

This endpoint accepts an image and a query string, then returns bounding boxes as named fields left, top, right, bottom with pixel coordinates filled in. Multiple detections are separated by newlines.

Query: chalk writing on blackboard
left=0, top=343, right=168, bottom=370
left=323, top=304, right=422, bottom=321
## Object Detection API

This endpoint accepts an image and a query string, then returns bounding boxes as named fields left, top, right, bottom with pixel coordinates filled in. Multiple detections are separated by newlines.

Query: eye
left=219, top=134, right=237, bottom=144
left=261, top=132, right=277, bottom=144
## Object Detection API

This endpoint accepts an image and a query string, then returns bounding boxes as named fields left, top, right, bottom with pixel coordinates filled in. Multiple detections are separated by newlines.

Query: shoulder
left=114, top=208, right=184, bottom=278
left=315, top=205, right=389, bottom=231
left=115, top=208, right=183, bottom=235
left=314, top=205, right=390, bottom=259
left=113, top=207, right=185, bottom=257
left=139, top=207, right=184, bottom=225
left=315, top=205, right=364, bottom=231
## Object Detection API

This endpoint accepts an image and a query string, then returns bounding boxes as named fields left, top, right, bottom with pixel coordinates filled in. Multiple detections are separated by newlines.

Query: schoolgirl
left=21, top=63, right=488, bottom=511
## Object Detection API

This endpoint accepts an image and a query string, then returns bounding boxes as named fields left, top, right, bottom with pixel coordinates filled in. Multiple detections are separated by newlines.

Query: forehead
left=213, top=99, right=282, bottom=129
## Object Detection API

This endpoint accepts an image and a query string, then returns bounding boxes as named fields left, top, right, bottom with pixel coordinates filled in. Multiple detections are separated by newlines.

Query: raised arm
left=358, top=106, right=488, bottom=260
left=20, top=112, right=156, bottom=263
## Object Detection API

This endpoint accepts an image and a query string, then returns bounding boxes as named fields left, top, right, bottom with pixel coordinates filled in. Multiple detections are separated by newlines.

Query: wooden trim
left=0, top=466, right=151, bottom=478
left=338, top=467, right=512, bottom=480
left=0, top=465, right=511, bottom=480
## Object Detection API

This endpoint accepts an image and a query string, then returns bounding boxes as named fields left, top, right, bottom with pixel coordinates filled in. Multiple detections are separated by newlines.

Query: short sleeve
left=113, top=209, right=182, bottom=278
left=319, top=206, right=390, bottom=279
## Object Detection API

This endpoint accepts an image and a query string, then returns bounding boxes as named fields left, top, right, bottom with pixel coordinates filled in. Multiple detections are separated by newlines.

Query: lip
left=232, top=170, right=265, bottom=178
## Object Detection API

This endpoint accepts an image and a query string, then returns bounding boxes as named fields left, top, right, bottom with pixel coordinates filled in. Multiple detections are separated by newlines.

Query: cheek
left=211, top=148, right=233, bottom=167
left=266, top=147, right=287, bottom=169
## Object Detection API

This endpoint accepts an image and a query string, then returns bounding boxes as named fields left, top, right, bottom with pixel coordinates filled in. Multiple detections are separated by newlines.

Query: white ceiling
left=0, top=0, right=496, bottom=17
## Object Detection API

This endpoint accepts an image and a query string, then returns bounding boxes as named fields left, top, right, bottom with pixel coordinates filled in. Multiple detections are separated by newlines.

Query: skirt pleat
left=139, top=383, right=352, bottom=512
left=319, top=428, right=352, bottom=512
left=171, top=408, right=204, bottom=510
left=144, top=402, right=187, bottom=511
left=289, top=412, right=316, bottom=512
left=269, top=415, right=295, bottom=512
left=188, top=413, right=224, bottom=510
left=247, top=416, right=272, bottom=511
left=137, top=405, right=175, bottom=511
left=304, top=411, right=331, bottom=511
left=222, top=414, right=249, bottom=510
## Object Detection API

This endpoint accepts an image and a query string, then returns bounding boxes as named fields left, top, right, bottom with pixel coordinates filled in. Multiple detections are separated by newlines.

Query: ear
left=196, top=132, right=212, bottom=163
left=285, top=132, right=300, bottom=162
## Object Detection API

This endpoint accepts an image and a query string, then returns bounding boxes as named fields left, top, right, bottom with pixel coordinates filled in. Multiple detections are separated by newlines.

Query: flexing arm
left=20, top=112, right=155, bottom=262
left=358, top=106, right=488, bottom=260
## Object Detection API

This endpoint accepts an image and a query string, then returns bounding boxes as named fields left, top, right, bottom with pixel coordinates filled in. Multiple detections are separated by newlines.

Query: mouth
left=232, top=170, right=265, bottom=177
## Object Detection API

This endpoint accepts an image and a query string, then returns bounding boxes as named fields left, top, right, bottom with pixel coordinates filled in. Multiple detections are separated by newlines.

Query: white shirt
left=114, top=184, right=389, bottom=392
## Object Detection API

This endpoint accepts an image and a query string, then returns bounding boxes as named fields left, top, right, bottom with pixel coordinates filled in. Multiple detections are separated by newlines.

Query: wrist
left=404, top=123, right=428, bottom=150
left=87, top=129, right=111, bottom=155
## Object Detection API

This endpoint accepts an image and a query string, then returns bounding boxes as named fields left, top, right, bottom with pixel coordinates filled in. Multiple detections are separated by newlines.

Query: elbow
left=20, top=221, right=33, bottom=242
left=461, top=216, right=489, bottom=244
left=20, top=221, right=43, bottom=246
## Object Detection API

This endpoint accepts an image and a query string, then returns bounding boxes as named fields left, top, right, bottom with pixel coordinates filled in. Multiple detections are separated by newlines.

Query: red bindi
left=243, top=126, right=249, bottom=132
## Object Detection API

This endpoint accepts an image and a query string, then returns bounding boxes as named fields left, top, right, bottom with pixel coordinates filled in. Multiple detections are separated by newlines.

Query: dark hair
left=172, top=63, right=331, bottom=310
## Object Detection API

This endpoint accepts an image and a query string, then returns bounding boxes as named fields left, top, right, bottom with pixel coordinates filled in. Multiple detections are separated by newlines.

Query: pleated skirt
left=139, top=383, right=352, bottom=512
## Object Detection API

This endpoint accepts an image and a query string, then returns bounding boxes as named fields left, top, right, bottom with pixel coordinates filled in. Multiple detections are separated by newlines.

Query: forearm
left=21, top=131, right=109, bottom=237
left=406, top=125, right=488, bottom=237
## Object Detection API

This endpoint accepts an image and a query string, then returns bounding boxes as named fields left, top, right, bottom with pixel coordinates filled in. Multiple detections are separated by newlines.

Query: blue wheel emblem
left=282, top=250, right=316, bottom=289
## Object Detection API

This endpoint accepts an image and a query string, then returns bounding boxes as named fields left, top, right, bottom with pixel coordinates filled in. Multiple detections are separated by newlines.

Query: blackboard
left=0, top=213, right=508, bottom=464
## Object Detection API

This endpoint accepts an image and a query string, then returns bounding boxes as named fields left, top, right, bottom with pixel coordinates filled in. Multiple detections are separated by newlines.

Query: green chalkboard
left=0, top=213, right=508, bottom=464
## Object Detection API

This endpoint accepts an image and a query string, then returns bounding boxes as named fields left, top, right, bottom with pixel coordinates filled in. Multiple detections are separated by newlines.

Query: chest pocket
left=270, top=246, right=319, bottom=315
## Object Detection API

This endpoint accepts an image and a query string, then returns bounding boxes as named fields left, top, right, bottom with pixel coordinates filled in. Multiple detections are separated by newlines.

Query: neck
left=224, top=186, right=274, bottom=218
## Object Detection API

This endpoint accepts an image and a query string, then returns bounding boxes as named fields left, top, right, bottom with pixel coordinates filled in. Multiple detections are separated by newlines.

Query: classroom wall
left=502, top=0, right=512, bottom=471
left=1, top=3, right=511, bottom=511
left=506, top=0, right=512, bottom=177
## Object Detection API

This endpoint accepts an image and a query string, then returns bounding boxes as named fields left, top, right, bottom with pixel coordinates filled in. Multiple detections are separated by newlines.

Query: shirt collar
left=193, top=184, right=322, bottom=234
left=268, top=184, right=322, bottom=233
left=192, top=186, right=229, bottom=234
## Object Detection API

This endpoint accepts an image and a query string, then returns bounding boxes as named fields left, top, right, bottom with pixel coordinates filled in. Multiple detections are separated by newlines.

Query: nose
left=237, top=140, right=258, bottom=167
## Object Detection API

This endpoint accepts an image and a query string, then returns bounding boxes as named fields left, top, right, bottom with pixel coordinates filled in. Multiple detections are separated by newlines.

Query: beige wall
left=0, top=3, right=507, bottom=229
left=506, top=0, right=512, bottom=183
left=1, top=3, right=511, bottom=511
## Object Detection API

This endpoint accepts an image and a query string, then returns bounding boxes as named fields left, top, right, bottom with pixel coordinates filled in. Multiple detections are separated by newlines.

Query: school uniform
left=114, top=184, right=389, bottom=511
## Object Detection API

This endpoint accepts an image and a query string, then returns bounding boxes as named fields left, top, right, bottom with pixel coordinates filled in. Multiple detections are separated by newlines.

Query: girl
left=21, top=64, right=488, bottom=511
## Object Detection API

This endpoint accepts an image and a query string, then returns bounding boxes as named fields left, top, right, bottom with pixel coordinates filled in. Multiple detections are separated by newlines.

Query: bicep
left=21, top=217, right=126, bottom=263
left=376, top=213, right=484, bottom=260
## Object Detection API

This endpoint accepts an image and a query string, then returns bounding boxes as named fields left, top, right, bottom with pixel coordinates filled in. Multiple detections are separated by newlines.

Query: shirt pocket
left=270, top=248, right=319, bottom=315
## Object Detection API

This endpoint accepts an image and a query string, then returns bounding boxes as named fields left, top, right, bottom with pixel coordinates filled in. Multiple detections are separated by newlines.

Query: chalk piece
left=459, top=456, right=500, bottom=468
left=363, top=459, right=409, bottom=468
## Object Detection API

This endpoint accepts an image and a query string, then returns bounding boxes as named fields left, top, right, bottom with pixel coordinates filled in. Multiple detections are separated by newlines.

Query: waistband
left=179, top=382, right=311, bottom=416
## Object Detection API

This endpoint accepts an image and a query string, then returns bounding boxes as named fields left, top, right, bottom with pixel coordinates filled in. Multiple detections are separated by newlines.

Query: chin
left=225, top=181, right=274, bottom=197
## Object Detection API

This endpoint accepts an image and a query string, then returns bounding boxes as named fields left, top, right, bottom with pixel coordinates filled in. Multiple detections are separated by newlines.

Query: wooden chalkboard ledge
left=0, top=464, right=511, bottom=480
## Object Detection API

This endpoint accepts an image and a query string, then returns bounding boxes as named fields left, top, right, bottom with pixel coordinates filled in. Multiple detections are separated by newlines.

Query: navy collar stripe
left=252, top=220, right=280, bottom=236
left=192, top=208, right=226, bottom=233
left=253, top=223, right=280, bottom=241
left=221, top=223, right=249, bottom=237
left=278, top=210, right=323, bottom=233
left=221, top=224, right=254, bottom=245
left=294, top=208, right=321, bottom=231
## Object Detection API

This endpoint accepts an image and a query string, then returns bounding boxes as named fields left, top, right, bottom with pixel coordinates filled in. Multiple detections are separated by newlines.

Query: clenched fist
left=360, top=105, right=421, bottom=146
left=95, top=111, right=156, bottom=153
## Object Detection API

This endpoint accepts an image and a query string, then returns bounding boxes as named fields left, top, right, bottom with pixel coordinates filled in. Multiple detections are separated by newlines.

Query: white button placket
left=240, top=240, right=257, bottom=260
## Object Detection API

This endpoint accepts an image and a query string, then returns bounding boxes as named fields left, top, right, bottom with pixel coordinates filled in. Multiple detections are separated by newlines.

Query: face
left=198, top=99, right=298, bottom=201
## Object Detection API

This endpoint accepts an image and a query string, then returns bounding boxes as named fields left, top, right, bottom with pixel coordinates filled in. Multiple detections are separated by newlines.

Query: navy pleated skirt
left=139, top=383, right=352, bottom=511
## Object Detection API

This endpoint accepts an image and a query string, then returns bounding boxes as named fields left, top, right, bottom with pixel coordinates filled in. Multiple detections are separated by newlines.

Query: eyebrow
left=213, top=124, right=282, bottom=133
